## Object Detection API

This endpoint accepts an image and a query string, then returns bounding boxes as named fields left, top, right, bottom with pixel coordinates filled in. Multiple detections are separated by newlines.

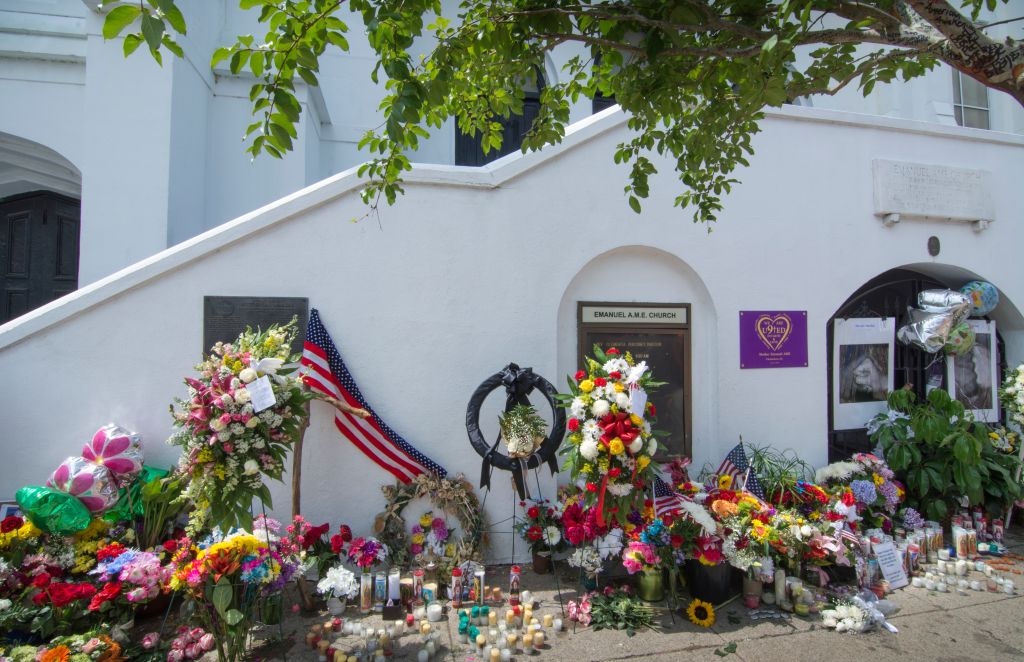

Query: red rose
left=574, top=370, right=586, bottom=381
left=88, top=581, right=122, bottom=611
left=32, top=573, right=51, bottom=589
left=607, top=348, right=620, bottom=355
left=330, top=534, right=345, bottom=554
left=526, top=525, right=543, bottom=541
left=97, top=543, right=126, bottom=562
left=32, top=591, right=48, bottom=606
left=585, top=483, right=598, bottom=493
left=593, top=378, right=607, bottom=387
left=338, top=524, right=353, bottom=543
left=567, top=418, right=580, bottom=432
left=527, top=507, right=540, bottom=519
left=1, top=516, right=23, bottom=533
left=48, top=582, right=96, bottom=608
left=162, top=539, right=179, bottom=554
left=302, top=523, right=330, bottom=549
left=608, top=468, right=621, bottom=478
left=647, top=403, right=656, bottom=416
left=670, top=534, right=684, bottom=548
left=608, top=371, right=621, bottom=379
left=841, top=491, right=855, bottom=507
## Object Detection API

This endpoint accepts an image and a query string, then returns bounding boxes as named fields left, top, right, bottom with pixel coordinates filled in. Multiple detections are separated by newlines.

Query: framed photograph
left=0, top=501, right=21, bottom=519
left=947, top=319, right=999, bottom=423
left=832, top=317, right=896, bottom=430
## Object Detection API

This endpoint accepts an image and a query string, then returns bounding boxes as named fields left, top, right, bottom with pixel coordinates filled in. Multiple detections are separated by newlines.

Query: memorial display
left=1, top=319, right=1023, bottom=661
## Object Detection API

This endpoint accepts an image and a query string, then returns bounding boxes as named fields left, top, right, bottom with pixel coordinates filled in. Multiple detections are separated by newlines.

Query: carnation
left=591, top=399, right=611, bottom=418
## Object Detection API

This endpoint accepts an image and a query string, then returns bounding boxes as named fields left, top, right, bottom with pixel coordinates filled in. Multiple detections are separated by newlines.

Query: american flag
left=300, top=309, right=447, bottom=483
left=653, top=475, right=688, bottom=519
left=838, top=526, right=860, bottom=548
left=716, top=442, right=766, bottom=501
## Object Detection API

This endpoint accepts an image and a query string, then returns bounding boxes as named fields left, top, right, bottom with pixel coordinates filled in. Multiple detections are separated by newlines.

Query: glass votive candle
left=911, top=577, right=924, bottom=588
left=490, top=647, right=501, bottom=662
left=413, top=606, right=427, bottom=621
left=394, top=620, right=405, bottom=636
left=500, top=648, right=512, bottom=662
left=427, top=603, right=443, bottom=622
left=521, top=590, right=533, bottom=607
left=522, top=633, right=534, bottom=651
left=946, top=576, right=956, bottom=585
left=924, top=579, right=936, bottom=590
left=543, top=614, right=553, bottom=628
left=970, top=580, right=983, bottom=591
left=425, top=640, right=436, bottom=656
left=476, top=634, right=487, bottom=651
left=416, top=649, right=429, bottom=662
left=533, top=632, right=545, bottom=649
left=342, top=621, right=354, bottom=635
left=938, top=549, right=950, bottom=561
left=936, top=582, right=949, bottom=593
left=936, top=560, right=947, bottom=574
left=488, top=628, right=498, bottom=643
left=492, top=587, right=503, bottom=603
left=421, top=622, right=431, bottom=637
left=553, top=618, right=563, bottom=632
left=957, top=579, right=969, bottom=590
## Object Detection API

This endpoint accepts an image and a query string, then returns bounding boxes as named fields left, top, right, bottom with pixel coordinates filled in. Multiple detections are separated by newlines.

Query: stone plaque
left=203, top=296, right=309, bottom=356
left=873, top=159, right=994, bottom=223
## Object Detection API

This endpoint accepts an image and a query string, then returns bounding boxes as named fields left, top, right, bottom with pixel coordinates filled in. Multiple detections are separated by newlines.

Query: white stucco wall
left=1, top=106, right=1022, bottom=561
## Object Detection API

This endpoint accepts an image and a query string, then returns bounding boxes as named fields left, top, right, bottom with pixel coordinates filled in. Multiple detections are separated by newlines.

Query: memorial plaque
left=578, top=302, right=691, bottom=458
left=203, top=296, right=309, bottom=356
left=872, top=159, right=994, bottom=223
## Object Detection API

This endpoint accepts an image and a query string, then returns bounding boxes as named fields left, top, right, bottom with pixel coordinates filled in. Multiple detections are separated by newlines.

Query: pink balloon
left=81, top=424, right=143, bottom=479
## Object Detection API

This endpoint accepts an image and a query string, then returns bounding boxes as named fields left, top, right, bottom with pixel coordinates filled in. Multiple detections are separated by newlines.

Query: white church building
left=1, top=1, right=1023, bottom=553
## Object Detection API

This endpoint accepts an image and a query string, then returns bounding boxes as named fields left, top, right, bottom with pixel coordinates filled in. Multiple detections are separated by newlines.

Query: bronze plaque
left=203, top=296, right=308, bottom=356
left=578, top=302, right=691, bottom=458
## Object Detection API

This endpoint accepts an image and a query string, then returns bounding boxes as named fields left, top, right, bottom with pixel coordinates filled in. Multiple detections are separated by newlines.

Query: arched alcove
left=825, top=263, right=1023, bottom=461
left=0, top=132, right=82, bottom=323
left=555, top=245, right=719, bottom=468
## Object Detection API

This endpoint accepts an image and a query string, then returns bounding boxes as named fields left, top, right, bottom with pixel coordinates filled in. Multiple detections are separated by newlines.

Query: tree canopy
left=104, top=0, right=1023, bottom=223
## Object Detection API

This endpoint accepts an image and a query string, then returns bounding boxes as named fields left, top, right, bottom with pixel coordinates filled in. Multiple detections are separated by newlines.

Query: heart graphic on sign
left=755, top=314, right=792, bottom=352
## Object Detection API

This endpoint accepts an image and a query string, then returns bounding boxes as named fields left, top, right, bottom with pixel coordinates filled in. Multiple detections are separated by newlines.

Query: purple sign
left=739, top=311, right=808, bottom=369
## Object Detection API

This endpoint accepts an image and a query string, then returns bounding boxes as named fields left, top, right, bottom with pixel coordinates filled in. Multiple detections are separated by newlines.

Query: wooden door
left=0, top=191, right=80, bottom=324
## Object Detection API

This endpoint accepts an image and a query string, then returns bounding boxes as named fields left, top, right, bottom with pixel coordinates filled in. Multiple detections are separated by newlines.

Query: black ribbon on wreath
left=466, top=363, right=565, bottom=499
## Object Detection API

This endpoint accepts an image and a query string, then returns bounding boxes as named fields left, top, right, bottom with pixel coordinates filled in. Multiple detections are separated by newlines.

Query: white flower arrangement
left=814, top=461, right=861, bottom=485
left=317, top=565, right=359, bottom=599
left=567, top=546, right=603, bottom=576
left=680, top=499, right=717, bottom=535
left=821, top=603, right=870, bottom=633
left=499, top=404, right=548, bottom=458
left=543, top=526, right=561, bottom=546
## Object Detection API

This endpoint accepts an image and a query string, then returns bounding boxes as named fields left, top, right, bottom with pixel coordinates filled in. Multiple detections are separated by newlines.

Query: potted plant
left=514, top=499, right=564, bottom=573
left=316, top=565, right=358, bottom=615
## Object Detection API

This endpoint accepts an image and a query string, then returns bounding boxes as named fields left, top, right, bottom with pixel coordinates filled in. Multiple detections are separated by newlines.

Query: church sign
left=578, top=302, right=691, bottom=458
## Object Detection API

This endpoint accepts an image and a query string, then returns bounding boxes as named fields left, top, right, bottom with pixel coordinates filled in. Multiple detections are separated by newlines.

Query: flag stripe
left=300, top=309, right=446, bottom=483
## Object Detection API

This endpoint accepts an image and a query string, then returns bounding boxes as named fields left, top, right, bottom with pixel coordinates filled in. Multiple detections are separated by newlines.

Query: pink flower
left=219, top=413, right=232, bottom=425
left=82, top=638, right=102, bottom=654
left=168, top=649, right=184, bottom=662
left=185, top=643, right=202, bottom=660
left=141, top=633, right=160, bottom=650
left=291, top=603, right=301, bottom=613
left=222, top=443, right=234, bottom=453
left=199, top=633, right=215, bottom=652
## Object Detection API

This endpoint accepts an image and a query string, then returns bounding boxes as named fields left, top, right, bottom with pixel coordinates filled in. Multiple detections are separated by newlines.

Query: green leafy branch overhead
left=103, top=0, right=1024, bottom=223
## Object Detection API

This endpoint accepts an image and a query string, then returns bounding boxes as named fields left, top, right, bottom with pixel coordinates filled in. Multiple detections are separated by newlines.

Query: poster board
left=947, top=319, right=1000, bottom=423
left=832, top=318, right=895, bottom=430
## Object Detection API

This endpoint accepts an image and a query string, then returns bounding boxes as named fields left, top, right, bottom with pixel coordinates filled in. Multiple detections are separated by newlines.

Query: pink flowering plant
left=567, top=586, right=656, bottom=636
left=169, top=319, right=312, bottom=534
left=346, top=537, right=388, bottom=569
left=621, top=541, right=661, bottom=574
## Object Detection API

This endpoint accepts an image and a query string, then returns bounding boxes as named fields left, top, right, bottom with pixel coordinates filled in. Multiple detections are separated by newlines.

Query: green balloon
left=103, top=464, right=171, bottom=523
left=15, top=485, right=91, bottom=535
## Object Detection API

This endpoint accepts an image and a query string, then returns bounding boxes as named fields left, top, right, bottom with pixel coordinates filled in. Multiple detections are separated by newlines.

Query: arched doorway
left=0, top=132, right=82, bottom=323
left=826, top=266, right=1010, bottom=462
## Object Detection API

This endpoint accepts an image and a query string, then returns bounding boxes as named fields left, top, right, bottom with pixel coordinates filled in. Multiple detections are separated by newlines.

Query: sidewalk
left=269, top=530, right=1024, bottom=661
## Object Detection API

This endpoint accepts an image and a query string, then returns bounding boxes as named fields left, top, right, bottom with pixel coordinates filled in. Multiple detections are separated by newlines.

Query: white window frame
left=951, top=68, right=989, bottom=130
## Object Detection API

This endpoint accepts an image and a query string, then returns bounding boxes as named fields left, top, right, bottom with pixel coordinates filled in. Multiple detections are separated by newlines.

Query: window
left=952, top=69, right=989, bottom=129
left=455, top=72, right=544, bottom=167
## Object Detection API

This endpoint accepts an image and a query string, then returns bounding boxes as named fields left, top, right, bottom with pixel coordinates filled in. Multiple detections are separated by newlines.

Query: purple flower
left=901, top=507, right=925, bottom=530
left=432, top=519, right=449, bottom=540
left=878, top=481, right=899, bottom=511
left=850, top=480, right=877, bottom=505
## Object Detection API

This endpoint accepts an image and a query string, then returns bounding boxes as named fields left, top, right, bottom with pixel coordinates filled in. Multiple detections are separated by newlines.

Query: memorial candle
left=533, top=632, right=545, bottom=649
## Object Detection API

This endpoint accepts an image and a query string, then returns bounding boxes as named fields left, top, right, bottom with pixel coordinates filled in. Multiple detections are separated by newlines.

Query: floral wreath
left=375, top=473, right=486, bottom=577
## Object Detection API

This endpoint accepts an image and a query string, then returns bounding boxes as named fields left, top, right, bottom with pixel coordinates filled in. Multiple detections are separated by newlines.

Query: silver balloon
left=897, top=289, right=972, bottom=353
left=47, top=456, right=120, bottom=514
left=81, top=423, right=144, bottom=479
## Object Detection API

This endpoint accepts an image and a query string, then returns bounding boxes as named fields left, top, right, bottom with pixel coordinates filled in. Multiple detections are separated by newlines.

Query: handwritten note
left=872, top=540, right=909, bottom=589
left=247, top=376, right=277, bottom=413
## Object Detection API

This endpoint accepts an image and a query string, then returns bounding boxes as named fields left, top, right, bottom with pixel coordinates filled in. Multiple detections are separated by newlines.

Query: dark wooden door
left=0, top=191, right=80, bottom=324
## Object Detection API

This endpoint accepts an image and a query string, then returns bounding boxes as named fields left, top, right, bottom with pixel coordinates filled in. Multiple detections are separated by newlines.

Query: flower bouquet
left=499, top=404, right=548, bottom=458
left=169, top=319, right=312, bottom=535
left=316, top=564, right=358, bottom=614
left=514, top=499, right=564, bottom=556
left=567, top=586, right=657, bottom=636
left=559, top=345, right=665, bottom=526
left=816, top=453, right=903, bottom=532
left=345, top=537, right=388, bottom=570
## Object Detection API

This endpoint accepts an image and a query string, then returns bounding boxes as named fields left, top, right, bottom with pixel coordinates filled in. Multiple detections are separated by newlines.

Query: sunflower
left=687, top=598, right=715, bottom=628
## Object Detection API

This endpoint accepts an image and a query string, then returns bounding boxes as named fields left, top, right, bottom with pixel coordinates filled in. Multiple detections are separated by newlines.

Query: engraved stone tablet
left=873, top=159, right=994, bottom=223
left=203, top=296, right=308, bottom=355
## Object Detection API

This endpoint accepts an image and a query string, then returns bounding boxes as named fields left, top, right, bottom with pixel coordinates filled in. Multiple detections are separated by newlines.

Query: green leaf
left=103, top=6, right=142, bottom=40
left=123, top=33, right=144, bottom=57
left=628, top=195, right=641, bottom=214
left=154, top=0, right=186, bottom=34
left=162, top=35, right=183, bottom=58
left=141, top=13, right=165, bottom=53
left=225, top=608, right=245, bottom=626
left=761, top=35, right=778, bottom=55
left=212, top=581, right=232, bottom=615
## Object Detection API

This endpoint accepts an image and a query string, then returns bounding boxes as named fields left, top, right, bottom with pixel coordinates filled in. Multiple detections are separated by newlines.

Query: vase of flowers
left=532, top=550, right=553, bottom=575
left=637, top=568, right=665, bottom=603
left=317, top=565, right=358, bottom=615
left=514, top=498, right=564, bottom=574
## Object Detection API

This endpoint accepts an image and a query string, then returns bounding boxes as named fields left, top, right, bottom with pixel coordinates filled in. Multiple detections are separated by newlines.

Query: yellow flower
left=637, top=456, right=651, bottom=471
left=872, top=473, right=884, bottom=487
left=718, top=474, right=732, bottom=490
left=214, top=465, right=226, bottom=480
left=808, top=511, right=821, bottom=521
left=687, top=599, right=715, bottom=627
left=750, top=520, right=771, bottom=542
left=412, top=533, right=425, bottom=545
left=990, top=431, right=1001, bottom=440
left=630, top=414, right=643, bottom=426
left=419, top=513, right=433, bottom=528
left=581, top=463, right=593, bottom=474
left=579, top=380, right=594, bottom=393
left=609, top=438, right=625, bottom=455
left=197, top=449, right=214, bottom=463
left=569, top=433, right=582, bottom=445
left=613, top=382, right=625, bottom=393
left=597, top=457, right=610, bottom=472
